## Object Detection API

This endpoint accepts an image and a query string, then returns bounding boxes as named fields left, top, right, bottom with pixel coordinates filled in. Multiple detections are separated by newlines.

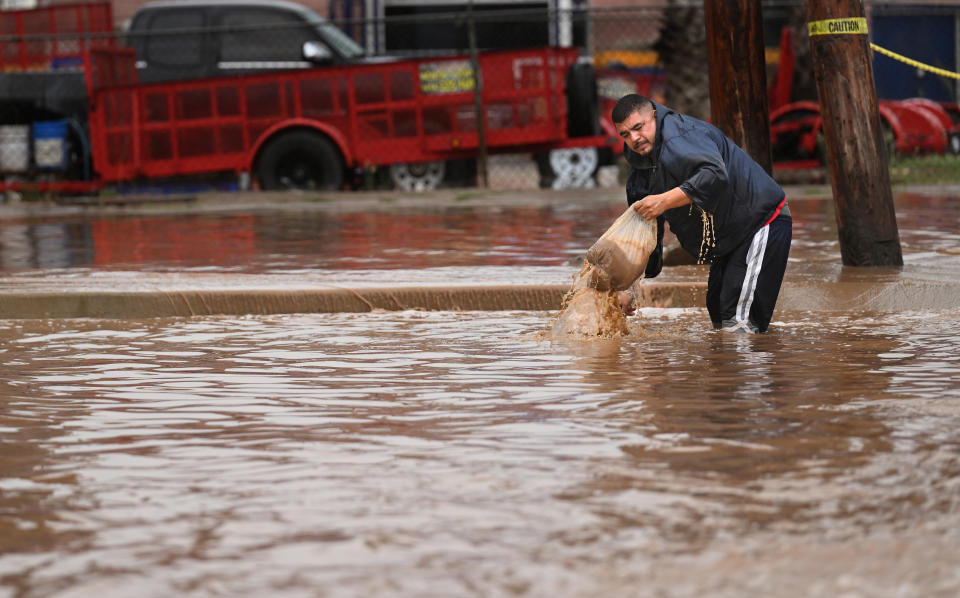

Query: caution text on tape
left=808, top=17, right=868, bottom=36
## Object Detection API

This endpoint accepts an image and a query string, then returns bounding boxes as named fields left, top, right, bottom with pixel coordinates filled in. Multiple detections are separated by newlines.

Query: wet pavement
left=1, top=185, right=960, bottom=597
left=1, top=185, right=959, bottom=316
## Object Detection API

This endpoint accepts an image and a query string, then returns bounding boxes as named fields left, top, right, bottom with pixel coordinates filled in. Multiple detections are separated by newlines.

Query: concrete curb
left=2, top=277, right=958, bottom=319
left=778, top=279, right=960, bottom=313
left=0, top=282, right=708, bottom=319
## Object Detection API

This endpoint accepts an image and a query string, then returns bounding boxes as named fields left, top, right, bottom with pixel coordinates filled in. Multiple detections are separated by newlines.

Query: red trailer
left=80, top=45, right=602, bottom=192
left=0, top=1, right=113, bottom=71
left=1, top=1, right=608, bottom=194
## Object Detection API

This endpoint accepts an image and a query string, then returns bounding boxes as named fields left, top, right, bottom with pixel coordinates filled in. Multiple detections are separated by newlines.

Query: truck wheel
left=257, top=131, right=343, bottom=191
left=390, top=161, right=445, bottom=191
left=536, top=147, right=598, bottom=189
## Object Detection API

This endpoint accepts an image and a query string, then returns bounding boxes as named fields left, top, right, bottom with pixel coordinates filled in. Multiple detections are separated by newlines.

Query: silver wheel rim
left=390, top=161, right=445, bottom=192
left=548, top=147, right=598, bottom=190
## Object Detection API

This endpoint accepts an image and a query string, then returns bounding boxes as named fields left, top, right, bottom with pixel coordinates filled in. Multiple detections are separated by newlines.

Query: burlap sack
left=584, top=207, right=658, bottom=292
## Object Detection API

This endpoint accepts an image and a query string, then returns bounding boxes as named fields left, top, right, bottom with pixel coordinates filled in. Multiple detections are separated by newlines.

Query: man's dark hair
left=611, top=94, right=654, bottom=124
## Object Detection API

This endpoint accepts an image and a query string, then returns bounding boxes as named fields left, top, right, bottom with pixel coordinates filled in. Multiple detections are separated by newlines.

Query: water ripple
left=2, top=309, right=959, bottom=597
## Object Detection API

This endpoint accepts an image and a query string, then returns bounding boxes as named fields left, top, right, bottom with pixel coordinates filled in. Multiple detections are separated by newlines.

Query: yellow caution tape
left=870, top=43, right=960, bottom=80
left=808, top=17, right=868, bottom=36
left=806, top=15, right=960, bottom=80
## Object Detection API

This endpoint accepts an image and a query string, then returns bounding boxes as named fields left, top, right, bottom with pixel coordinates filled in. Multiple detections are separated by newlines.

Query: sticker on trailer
left=419, top=60, right=475, bottom=94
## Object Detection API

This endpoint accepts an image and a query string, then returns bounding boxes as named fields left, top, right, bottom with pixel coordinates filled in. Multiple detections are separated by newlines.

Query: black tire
left=257, top=131, right=343, bottom=191
left=815, top=131, right=828, bottom=165
left=565, top=62, right=600, bottom=139
left=880, top=119, right=897, bottom=160
left=947, top=131, right=960, bottom=156
left=535, top=152, right=555, bottom=188
left=444, top=158, right=477, bottom=187
left=64, top=121, right=91, bottom=181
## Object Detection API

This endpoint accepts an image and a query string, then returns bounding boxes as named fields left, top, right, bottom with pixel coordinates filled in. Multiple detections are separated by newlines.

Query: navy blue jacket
left=625, top=100, right=787, bottom=277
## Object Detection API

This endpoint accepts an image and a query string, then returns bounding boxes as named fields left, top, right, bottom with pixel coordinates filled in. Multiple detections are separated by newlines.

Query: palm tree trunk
left=787, top=4, right=818, bottom=102
left=654, top=1, right=711, bottom=120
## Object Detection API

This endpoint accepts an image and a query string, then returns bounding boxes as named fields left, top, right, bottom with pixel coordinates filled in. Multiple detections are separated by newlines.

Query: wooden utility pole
left=806, top=0, right=903, bottom=266
left=466, top=0, right=489, bottom=188
left=704, top=0, right=773, bottom=174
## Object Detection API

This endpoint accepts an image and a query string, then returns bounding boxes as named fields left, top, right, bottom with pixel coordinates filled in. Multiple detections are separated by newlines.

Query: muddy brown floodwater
left=1, top=189, right=957, bottom=290
left=2, top=307, right=960, bottom=597
left=1, top=188, right=960, bottom=597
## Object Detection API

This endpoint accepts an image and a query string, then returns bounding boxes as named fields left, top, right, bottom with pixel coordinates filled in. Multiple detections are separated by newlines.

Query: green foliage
left=889, top=154, right=960, bottom=184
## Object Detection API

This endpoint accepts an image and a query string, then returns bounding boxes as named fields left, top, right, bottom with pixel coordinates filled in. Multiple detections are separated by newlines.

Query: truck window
left=144, top=9, right=205, bottom=68
left=218, top=9, right=313, bottom=65
left=301, top=13, right=365, bottom=60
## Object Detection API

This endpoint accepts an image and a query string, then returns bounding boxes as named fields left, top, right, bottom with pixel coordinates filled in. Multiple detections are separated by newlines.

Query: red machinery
left=770, top=97, right=956, bottom=166
left=768, top=26, right=959, bottom=166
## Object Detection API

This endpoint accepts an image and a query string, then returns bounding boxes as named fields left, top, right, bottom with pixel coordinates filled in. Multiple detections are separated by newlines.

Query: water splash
left=548, top=263, right=630, bottom=338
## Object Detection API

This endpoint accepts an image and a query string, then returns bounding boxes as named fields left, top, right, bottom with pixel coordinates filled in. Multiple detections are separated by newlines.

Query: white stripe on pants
left=735, top=224, right=770, bottom=324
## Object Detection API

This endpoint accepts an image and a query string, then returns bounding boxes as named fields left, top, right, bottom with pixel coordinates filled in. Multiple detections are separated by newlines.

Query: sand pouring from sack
left=550, top=264, right=630, bottom=338
left=549, top=206, right=657, bottom=339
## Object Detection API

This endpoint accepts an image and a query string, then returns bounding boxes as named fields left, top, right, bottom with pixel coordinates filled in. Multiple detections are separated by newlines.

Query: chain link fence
left=0, top=0, right=958, bottom=197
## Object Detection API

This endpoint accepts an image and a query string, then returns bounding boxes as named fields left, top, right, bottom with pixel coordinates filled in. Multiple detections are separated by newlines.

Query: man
left=613, top=93, right=792, bottom=333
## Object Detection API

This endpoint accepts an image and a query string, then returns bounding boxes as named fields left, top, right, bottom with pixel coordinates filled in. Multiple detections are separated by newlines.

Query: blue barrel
left=33, top=120, right=70, bottom=170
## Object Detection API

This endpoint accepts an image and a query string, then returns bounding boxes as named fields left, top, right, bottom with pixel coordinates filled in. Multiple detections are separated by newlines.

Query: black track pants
left=706, top=210, right=792, bottom=333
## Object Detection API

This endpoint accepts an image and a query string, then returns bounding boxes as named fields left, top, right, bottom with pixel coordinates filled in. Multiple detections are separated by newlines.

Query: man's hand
left=632, top=195, right=667, bottom=220
left=618, top=291, right=636, bottom=316
left=632, top=187, right=692, bottom=220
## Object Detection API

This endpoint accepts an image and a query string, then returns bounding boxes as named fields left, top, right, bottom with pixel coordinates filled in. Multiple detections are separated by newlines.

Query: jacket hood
left=623, top=99, right=672, bottom=170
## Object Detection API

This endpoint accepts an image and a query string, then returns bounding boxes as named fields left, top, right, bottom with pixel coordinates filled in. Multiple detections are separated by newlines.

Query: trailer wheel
left=390, top=161, right=445, bottom=192
left=444, top=159, right=477, bottom=187
left=536, top=147, right=598, bottom=189
left=880, top=119, right=897, bottom=159
left=566, top=62, right=600, bottom=138
left=257, top=131, right=343, bottom=191
left=815, top=132, right=827, bottom=165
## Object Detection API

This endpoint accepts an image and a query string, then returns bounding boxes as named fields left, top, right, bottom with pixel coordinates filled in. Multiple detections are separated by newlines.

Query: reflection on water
left=2, top=192, right=959, bottom=284
left=2, top=309, right=959, bottom=596
left=0, top=206, right=604, bottom=275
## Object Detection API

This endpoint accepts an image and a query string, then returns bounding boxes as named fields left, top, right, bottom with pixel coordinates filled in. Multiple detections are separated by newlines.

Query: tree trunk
left=787, top=4, right=818, bottom=102
left=654, top=2, right=711, bottom=119
left=705, top=0, right=772, bottom=173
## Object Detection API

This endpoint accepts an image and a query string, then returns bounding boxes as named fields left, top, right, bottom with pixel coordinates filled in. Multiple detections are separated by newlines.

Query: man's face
left=615, top=108, right=657, bottom=156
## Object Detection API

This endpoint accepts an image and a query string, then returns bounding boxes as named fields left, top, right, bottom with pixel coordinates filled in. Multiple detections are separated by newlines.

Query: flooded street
left=0, top=188, right=957, bottom=288
left=2, top=187, right=960, bottom=596
left=0, top=199, right=614, bottom=285
left=3, top=308, right=960, bottom=596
